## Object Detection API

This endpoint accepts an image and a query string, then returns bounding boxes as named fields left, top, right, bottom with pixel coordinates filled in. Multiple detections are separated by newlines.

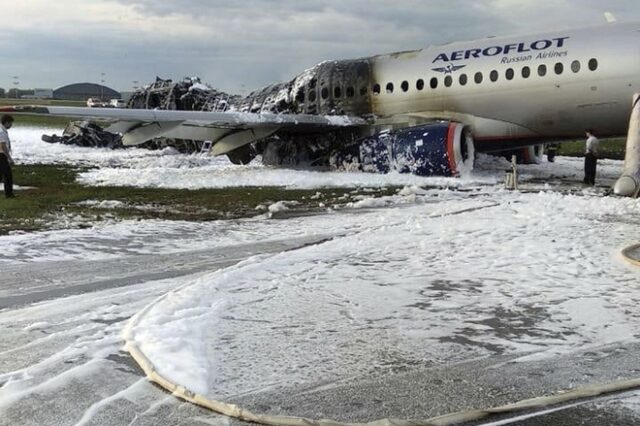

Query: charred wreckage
left=43, top=61, right=479, bottom=176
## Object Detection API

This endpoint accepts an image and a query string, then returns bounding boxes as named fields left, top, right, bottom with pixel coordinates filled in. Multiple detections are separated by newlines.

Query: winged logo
left=431, top=63, right=467, bottom=74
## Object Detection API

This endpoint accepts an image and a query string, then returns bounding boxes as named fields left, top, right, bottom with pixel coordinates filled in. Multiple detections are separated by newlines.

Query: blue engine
left=356, top=122, right=474, bottom=177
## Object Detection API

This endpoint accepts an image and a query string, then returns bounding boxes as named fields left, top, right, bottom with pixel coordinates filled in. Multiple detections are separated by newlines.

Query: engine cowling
left=356, top=122, right=475, bottom=176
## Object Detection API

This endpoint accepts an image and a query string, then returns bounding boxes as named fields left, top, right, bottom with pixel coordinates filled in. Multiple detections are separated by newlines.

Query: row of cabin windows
left=297, top=59, right=598, bottom=103
left=449, top=59, right=598, bottom=88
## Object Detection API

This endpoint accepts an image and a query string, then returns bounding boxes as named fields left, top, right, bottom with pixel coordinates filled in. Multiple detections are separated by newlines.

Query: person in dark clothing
left=0, top=114, right=15, bottom=198
left=546, top=143, right=559, bottom=162
left=583, top=130, right=599, bottom=185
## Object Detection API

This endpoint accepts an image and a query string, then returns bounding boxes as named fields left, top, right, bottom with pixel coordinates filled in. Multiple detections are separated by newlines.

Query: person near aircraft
left=546, top=143, right=559, bottom=163
left=0, top=114, right=15, bottom=198
left=583, top=129, right=600, bottom=185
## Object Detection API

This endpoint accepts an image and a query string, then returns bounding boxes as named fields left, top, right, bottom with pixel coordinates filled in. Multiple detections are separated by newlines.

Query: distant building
left=34, top=88, right=53, bottom=99
left=53, top=83, right=121, bottom=101
left=0, top=88, right=5, bottom=98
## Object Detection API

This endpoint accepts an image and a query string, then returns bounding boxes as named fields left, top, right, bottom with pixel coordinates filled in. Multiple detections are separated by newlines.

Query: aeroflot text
left=432, top=37, right=570, bottom=63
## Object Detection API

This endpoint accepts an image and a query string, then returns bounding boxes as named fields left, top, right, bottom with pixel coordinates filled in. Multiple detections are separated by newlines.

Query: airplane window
left=346, top=87, right=355, bottom=98
left=522, top=66, right=531, bottom=78
left=459, top=74, right=468, bottom=86
left=308, top=91, right=317, bottom=102
left=506, top=68, right=515, bottom=80
left=360, top=86, right=368, bottom=96
left=430, top=77, right=438, bottom=89
left=538, top=64, right=547, bottom=77
left=589, top=58, right=598, bottom=71
left=490, top=70, right=499, bottom=82
left=416, top=79, right=425, bottom=90
left=334, top=87, right=342, bottom=98
left=401, top=81, right=409, bottom=92
left=474, top=72, right=483, bottom=84
left=386, top=82, right=394, bottom=93
left=373, top=84, right=381, bottom=95
left=321, top=87, right=329, bottom=99
left=571, top=60, right=581, bottom=73
left=444, top=76, right=453, bottom=87
left=555, top=63, right=564, bottom=75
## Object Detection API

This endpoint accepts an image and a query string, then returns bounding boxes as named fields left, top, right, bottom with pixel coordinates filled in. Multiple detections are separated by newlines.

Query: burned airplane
left=4, top=21, right=640, bottom=193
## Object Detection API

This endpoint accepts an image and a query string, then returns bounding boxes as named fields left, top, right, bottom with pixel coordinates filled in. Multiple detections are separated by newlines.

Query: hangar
left=53, top=83, right=121, bottom=101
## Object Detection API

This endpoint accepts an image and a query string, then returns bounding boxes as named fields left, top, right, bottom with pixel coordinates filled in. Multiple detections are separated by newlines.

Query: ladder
left=200, top=140, right=213, bottom=154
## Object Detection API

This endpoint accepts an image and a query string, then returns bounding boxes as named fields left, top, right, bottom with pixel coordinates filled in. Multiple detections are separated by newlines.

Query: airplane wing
left=0, top=105, right=369, bottom=155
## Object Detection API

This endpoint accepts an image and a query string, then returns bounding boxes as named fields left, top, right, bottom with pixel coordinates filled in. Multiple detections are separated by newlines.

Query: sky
left=2, top=0, right=639, bottom=94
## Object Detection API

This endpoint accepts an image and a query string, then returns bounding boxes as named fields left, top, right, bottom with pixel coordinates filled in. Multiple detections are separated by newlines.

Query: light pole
left=100, top=72, right=106, bottom=101
left=12, top=76, right=19, bottom=99
left=132, top=80, right=139, bottom=91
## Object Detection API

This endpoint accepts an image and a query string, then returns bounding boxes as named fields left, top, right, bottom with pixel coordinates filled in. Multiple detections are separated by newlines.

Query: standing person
left=583, top=129, right=600, bottom=185
left=0, top=114, right=15, bottom=198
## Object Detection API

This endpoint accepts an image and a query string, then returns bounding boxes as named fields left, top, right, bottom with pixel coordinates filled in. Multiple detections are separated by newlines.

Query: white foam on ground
left=124, top=190, right=640, bottom=399
left=10, top=126, right=502, bottom=189
left=6, top=124, right=640, bottom=413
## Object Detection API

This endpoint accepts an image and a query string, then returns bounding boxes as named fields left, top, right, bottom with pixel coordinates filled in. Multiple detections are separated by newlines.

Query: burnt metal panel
left=307, top=60, right=373, bottom=116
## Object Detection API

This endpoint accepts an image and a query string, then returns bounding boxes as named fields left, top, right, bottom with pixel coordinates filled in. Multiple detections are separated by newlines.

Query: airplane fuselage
left=277, top=22, right=640, bottom=150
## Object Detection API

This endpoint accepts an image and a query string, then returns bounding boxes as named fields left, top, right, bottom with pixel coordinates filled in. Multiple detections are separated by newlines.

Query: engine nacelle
left=356, top=122, right=474, bottom=176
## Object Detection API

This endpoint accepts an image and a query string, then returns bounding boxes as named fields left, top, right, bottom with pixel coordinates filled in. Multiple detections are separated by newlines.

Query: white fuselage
left=368, top=23, right=640, bottom=145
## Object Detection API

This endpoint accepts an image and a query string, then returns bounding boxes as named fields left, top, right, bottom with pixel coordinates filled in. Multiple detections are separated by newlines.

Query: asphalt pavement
left=1, top=231, right=639, bottom=426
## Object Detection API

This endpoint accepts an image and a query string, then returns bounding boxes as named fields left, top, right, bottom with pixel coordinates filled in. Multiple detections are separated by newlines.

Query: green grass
left=0, top=164, right=397, bottom=235
left=557, top=138, right=627, bottom=160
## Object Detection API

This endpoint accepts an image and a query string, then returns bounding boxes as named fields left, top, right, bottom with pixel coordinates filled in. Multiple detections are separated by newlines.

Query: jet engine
left=355, top=122, right=475, bottom=176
